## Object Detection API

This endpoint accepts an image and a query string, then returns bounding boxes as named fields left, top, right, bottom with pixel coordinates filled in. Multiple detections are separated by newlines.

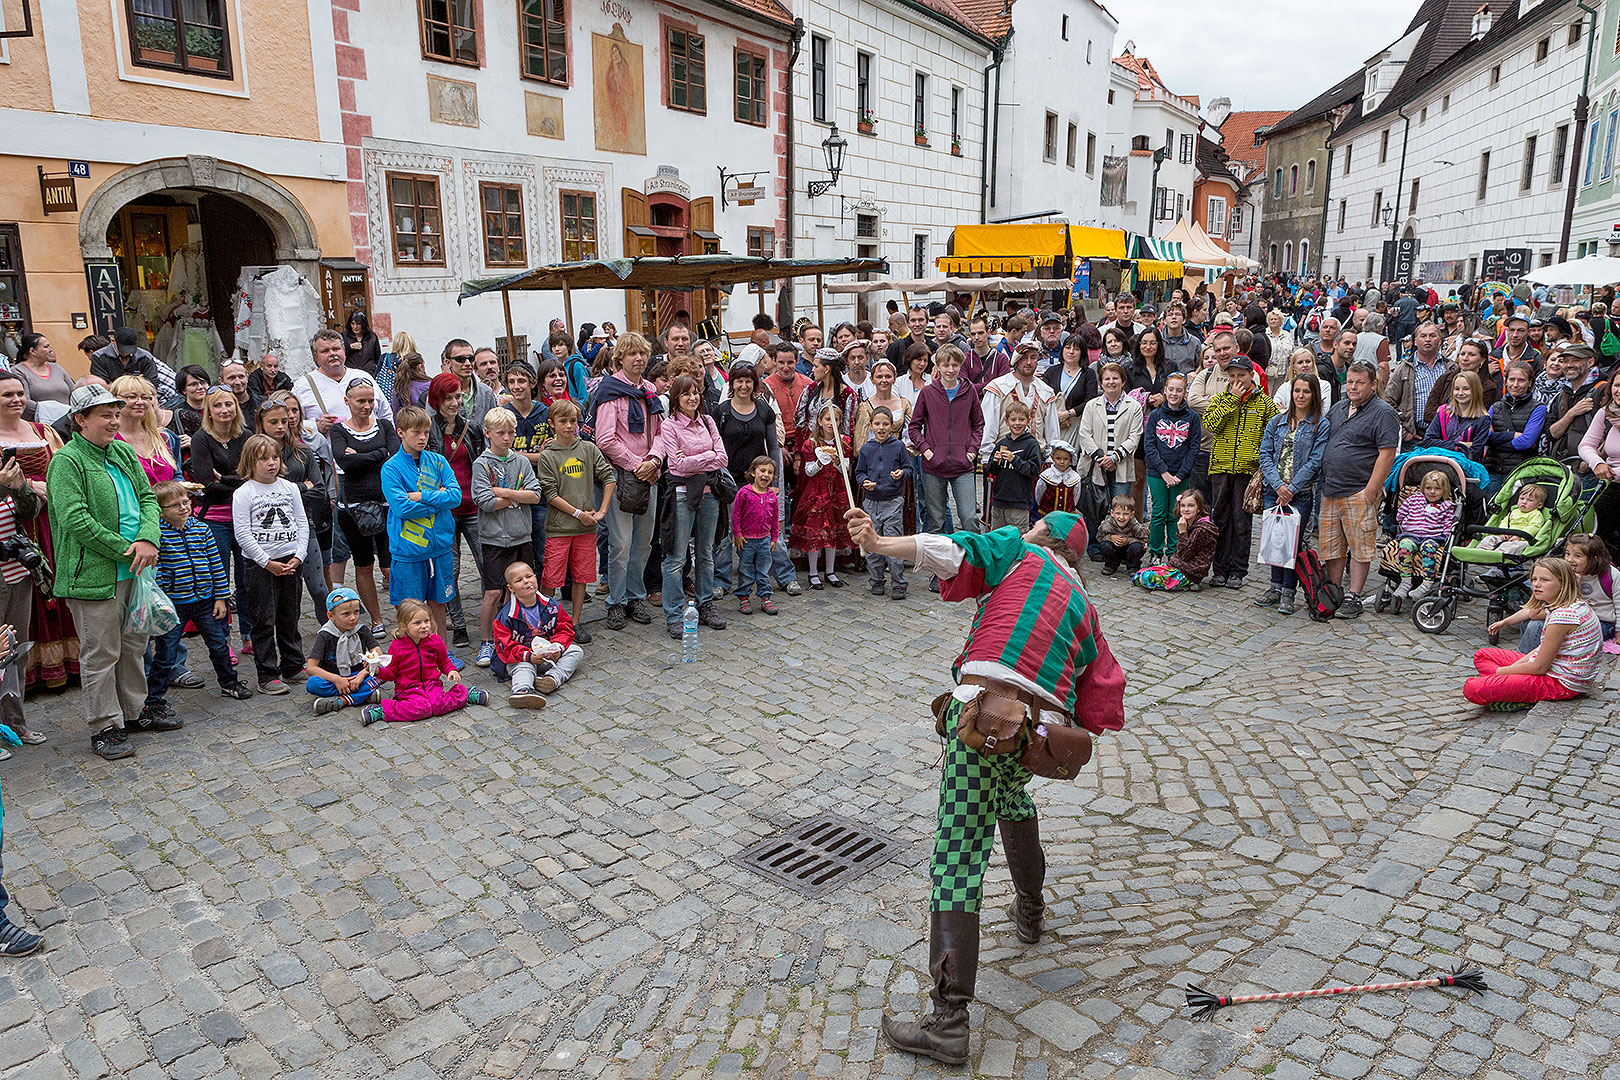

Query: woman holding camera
left=0, top=370, right=76, bottom=696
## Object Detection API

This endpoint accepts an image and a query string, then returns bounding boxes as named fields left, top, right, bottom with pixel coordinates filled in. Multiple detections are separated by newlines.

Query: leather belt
left=960, top=674, right=1058, bottom=719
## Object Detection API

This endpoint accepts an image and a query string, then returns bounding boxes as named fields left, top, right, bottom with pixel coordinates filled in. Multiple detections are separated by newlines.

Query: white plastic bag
left=125, top=568, right=180, bottom=637
left=1257, top=505, right=1301, bottom=569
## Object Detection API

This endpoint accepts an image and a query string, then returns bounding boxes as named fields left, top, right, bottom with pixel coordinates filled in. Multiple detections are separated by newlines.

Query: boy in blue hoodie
left=382, top=406, right=463, bottom=644
left=854, top=407, right=912, bottom=599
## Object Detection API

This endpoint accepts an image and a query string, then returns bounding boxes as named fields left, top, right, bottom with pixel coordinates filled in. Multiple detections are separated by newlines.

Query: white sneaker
left=1407, top=580, right=1432, bottom=601
left=1392, top=582, right=1412, bottom=599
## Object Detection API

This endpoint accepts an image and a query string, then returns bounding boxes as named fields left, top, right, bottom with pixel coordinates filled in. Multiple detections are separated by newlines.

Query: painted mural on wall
left=593, top=25, right=646, bottom=155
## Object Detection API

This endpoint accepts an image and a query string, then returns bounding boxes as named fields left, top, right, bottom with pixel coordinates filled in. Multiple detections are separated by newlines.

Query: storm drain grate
left=732, top=813, right=907, bottom=898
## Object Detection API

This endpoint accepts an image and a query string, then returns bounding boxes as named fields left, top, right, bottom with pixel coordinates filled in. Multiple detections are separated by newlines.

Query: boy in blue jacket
left=382, top=406, right=463, bottom=645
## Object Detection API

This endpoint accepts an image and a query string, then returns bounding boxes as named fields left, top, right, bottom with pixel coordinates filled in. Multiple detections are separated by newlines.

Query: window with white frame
left=1207, top=196, right=1225, bottom=237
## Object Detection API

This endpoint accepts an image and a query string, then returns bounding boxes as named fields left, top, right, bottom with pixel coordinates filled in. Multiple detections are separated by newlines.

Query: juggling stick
left=1185, top=967, right=1488, bottom=1021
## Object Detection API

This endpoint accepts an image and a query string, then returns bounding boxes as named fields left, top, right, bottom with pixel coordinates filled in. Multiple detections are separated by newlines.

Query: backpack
left=1294, top=546, right=1343, bottom=621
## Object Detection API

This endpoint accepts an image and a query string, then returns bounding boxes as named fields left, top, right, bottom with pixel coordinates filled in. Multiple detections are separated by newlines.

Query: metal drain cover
left=732, top=813, right=907, bottom=898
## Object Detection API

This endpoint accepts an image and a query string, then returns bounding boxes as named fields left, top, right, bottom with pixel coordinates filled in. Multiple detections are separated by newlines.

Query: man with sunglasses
left=441, top=339, right=498, bottom=432
left=294, top=329, right=395, bottom=438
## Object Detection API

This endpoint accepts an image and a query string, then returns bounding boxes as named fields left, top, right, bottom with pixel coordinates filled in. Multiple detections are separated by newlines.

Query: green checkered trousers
left=931, top=699, right=1038, bottom=913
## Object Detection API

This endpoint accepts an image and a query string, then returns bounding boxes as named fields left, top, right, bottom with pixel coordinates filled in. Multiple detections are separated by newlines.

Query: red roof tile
left=1216, top=110, right=1290, bottom=172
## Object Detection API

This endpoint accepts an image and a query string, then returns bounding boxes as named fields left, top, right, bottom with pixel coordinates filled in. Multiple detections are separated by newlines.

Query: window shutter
left=622, top=187, right=650, bottom=333
left=689, top=196, right=716, bottom=318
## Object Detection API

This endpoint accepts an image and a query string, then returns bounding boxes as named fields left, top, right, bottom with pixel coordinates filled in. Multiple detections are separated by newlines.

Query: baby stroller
left=1372, top=454, right=1480, bottom=616
left=1411, top=457, right=1594, bottom=640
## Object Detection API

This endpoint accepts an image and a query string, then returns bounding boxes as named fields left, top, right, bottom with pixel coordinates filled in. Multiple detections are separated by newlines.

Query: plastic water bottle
left=682, top=600, right=699, bottom=663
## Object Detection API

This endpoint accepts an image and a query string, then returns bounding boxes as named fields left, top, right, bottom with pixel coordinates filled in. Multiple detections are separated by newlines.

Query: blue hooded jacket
left=381, top=447, right=462, bottom=561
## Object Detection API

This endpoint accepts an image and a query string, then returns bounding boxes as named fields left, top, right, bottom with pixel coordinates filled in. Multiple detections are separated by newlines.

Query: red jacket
left=378, top=633, right=453, bottom=692
left=492, top=592, right=576, bottom=667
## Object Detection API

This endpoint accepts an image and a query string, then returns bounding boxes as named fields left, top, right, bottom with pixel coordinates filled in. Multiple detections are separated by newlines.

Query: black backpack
left=1294, top=546, right=1342, bottom=621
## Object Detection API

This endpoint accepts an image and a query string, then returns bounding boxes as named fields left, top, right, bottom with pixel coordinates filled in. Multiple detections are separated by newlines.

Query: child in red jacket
left=362, top=599, right=489, bottom=725
left=492, top=561, right=583, bottom=709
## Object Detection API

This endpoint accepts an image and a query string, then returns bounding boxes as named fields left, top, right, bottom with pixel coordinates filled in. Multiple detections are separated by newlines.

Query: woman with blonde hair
left=1271, top=348, right=1331, bottom=412
left=378, top=329, right=416, bottom=407
left=191, top=385, right=254, bottom=647
left=110, top=375, right=180, bottom=486
left=1422, top=370, right=1492, bottom=455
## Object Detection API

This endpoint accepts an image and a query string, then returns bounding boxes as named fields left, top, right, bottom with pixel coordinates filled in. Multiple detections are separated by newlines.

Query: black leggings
left=338, top=506, right=392, bottom=569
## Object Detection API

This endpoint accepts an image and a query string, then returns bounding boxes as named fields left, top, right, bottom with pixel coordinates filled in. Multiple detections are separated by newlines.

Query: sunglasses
left=345, top=377, right=375, bottom=391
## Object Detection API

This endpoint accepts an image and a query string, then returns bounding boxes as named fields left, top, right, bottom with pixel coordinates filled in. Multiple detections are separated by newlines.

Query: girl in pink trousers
left=362, top=599, right=488, bottom=725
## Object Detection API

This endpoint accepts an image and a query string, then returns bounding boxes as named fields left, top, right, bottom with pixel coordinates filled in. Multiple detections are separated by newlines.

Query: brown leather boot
left=880, top=910, right=980, bottom=1064
left=999, top=816, right=1046, bottom=943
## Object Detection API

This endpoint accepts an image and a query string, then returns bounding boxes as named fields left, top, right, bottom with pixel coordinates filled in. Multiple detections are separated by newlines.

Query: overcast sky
left=1101, top=0, right=1420, bottom=112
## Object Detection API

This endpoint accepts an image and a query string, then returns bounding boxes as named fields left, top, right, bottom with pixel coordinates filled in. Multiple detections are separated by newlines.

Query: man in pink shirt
left=592, top=333, right=664, bottom=630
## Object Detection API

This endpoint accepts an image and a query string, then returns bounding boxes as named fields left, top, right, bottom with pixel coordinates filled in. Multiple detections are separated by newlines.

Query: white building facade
left=1321, top=0, right=1587, bottom=288
left=344, top=0, right=793, bottom=356
left=788, top=0, right=993, bottom=328
left=985, top=0, right=1118, bottom=225
left=1097, top=50, right=1203, bottom=241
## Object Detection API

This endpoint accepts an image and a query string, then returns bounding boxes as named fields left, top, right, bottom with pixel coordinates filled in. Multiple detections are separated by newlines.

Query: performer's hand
left=844, top=507, right=876, bottom=550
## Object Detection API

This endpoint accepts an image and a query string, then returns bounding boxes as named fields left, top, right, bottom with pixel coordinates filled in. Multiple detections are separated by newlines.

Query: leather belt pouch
left=1020, top=720, right=1093, bottom=780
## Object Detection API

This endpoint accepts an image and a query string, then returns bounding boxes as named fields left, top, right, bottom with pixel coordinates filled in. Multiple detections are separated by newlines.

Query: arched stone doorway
left=79, top=157, right=322, bottom=352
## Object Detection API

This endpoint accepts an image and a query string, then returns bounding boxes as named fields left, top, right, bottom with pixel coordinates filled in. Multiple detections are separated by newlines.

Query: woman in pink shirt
left=655, top=374, right=729, bottom=637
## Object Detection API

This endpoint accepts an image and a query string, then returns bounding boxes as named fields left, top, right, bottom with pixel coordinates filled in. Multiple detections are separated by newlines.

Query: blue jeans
left=307, top=674, right=379, bottom=700
left=607, top=486, right=659, bottom=607
left=921, top=472, right=978, bottom=535
left=1263, top=493, right=1313, bottom=592
left=735, top=536, right=774, bottom=599
left=662, top=489, right=720, bottom=625
left=204, top=519, right=253, bottom=641
left=1521, top=618, right=1616, bottom=651
left=147, top=597, right=237, bottom=706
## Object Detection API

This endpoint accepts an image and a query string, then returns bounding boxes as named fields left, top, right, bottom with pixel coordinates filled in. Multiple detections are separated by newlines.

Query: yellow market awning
left=1134, top=260, right=1184, bottom=282
left=937, top=256, right=1033, bottom=274
left=952, top=223, right=1069, bottom=260
left=1068, top=226, right=1128, bottom=260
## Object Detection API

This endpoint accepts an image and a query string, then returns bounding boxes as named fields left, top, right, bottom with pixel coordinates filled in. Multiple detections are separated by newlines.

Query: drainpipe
left=1390, top=105, right=1411, bottom=280
left=780, top=17, right=805, bottom=331
left=1317, top=143, right=1335, bottom=277
left=982, top=35, right=1008, bottom=221
left=1560, top=1, right=1599, bottom=261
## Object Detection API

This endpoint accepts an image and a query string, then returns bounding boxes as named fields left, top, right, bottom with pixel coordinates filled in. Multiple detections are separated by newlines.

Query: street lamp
left=807, top=125, right=848, bottom=199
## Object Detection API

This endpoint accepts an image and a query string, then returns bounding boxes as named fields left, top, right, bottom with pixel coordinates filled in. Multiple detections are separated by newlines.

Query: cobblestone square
left=3, top=570, right=1618, bottom=1079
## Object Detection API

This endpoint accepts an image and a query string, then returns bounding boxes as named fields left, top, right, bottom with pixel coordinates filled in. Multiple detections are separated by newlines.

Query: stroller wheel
left=1375, top=590, right=1391, bottom=613
left=1393, top=597, right=1405, bottom=615
left=1412, top=595, right=1456, bottom=634
left=1486, top=603, right=1504, bottom=646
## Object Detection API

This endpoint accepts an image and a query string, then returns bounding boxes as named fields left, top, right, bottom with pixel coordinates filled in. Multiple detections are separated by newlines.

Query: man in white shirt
left=294, top=329, right=395, bottom=436
left=980, top=338, right=1061, bottom=457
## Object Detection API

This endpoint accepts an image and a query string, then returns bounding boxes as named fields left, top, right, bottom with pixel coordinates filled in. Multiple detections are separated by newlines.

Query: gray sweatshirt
left=471, top=448, right=541, bottom=546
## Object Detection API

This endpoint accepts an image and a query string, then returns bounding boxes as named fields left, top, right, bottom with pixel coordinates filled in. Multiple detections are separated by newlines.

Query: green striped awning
left=1133, top=235, right=1183, bottom=261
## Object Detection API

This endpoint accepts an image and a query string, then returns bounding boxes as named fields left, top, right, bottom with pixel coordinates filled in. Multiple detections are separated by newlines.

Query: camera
left=0, top=535, right=50, bottom=590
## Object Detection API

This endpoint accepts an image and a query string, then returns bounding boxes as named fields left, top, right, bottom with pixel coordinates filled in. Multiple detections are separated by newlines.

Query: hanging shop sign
left=39, top=167, right=77, bottom=215
left=84, top=261, right=125, bottom=337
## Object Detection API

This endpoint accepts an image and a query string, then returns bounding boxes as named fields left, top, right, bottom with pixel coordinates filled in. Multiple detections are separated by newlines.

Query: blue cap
left=326, top=587, right=361, bottom=612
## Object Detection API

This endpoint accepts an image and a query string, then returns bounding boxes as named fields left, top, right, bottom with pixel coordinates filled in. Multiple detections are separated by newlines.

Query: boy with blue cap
left=305, top=587, right=381, bottom=714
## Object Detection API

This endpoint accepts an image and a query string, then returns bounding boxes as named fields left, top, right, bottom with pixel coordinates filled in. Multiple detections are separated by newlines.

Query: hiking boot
left=91, top=727, right=134, bottom=761
left=698, top=601, right=727, bottom=629
left=1277, top=589, right=1297, bottom=615
left=666, top=622, right=683, bottom=640
left=626, top=599, right=655, bottom=624
left=129, top=703, right=183, bottom=732
left=1000, top=817, right=1046, bottom=944
left=535, top=675, right=559, bottom=693
left=1252, top=588, right=1282, bottom=607
left=313, top=696, right=347, bottom=715
left=880, top=911, right=979, bottom=1065
left=605, top=604, right=628, bottom=631
left=0, top=917, right=43, bottom=957
left=1335, top=595, right=1364, bottom=619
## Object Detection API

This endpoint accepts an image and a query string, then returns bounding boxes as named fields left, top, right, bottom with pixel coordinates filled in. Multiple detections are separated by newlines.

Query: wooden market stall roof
left=458, top=255, right=888, bottom=300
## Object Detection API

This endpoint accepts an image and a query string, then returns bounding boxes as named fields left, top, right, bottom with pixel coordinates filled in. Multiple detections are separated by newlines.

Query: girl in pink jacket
left=362, top=600, right=489, bottom=724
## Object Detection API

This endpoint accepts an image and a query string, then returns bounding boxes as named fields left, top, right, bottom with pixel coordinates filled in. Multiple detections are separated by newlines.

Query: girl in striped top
left=1470, top=557, right=1603, bottom=709
left=1386, top=470, right=1458, bottom=601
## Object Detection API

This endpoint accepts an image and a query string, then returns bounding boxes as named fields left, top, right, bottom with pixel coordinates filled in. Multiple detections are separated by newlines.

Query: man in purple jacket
left=908, top=344, right=985, bottom=560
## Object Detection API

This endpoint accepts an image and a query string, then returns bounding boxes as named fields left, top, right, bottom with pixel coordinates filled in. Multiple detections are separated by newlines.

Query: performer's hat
left=1042, top=512, right=1089, bottom=560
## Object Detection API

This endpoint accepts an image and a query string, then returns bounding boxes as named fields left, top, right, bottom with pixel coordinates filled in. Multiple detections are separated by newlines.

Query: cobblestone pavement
left=3, top=564, right=1619, bottom=1080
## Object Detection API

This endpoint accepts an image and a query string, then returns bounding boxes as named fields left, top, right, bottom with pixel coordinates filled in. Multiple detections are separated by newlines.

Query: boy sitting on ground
left=492, top=561, right=584, bottom=709
left=306, top=587, right=381, bottom=714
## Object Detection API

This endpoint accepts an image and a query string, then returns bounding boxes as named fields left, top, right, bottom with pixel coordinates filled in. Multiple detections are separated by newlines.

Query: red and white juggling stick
left=1185, top=967, right=1487, bottom=1021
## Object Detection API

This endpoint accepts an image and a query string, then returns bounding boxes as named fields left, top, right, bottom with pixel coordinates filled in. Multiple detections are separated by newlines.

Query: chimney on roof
left=1206, top=96, right=1232, bottom=129
left=1122, top=39, right=1135, bottom=55
left=1471, top=3, right=1492, bottom=40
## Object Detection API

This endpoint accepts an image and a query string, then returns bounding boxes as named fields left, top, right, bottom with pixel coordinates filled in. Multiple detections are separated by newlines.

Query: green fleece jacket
left=47, top=434, right=160, bottom=601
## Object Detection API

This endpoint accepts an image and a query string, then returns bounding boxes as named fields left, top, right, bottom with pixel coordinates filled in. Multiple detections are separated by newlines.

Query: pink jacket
left=655, top=411, right=727, bottom=478
left=594, top=377, right=663, bottom=472
left=1579, top=408, right=1620, bottom=472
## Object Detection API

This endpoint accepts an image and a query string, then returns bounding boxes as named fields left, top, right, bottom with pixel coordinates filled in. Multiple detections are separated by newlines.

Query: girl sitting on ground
left=1471, top=557, right=1603, bottom=711
left=1132, top=490, right=1218, bottom=591
left=362, top=599, right=489, bottom=725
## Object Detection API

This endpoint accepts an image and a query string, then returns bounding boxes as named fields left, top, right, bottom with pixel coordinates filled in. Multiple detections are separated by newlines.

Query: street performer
left=843, top=505, right=1126, bottom=1064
